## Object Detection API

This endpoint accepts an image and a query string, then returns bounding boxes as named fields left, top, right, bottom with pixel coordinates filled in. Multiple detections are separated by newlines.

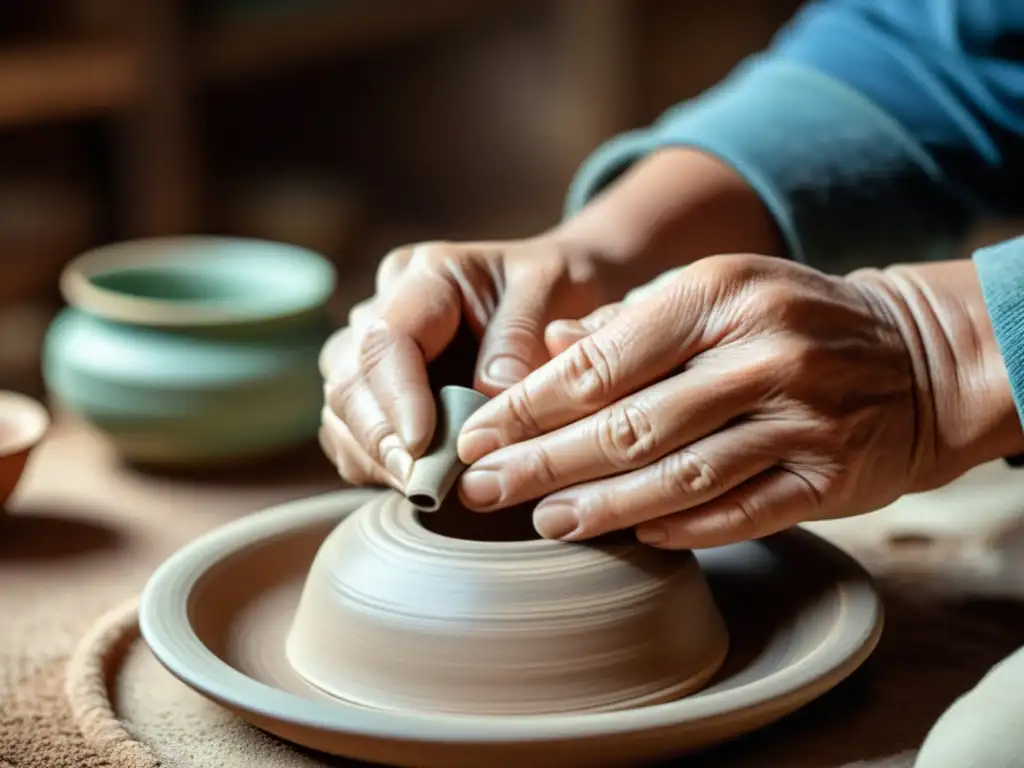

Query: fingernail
left=383, top=446, right=413, bottom=485
left=547, top=319, right=585, bottom=338
left=484, top=356, right=530, bottom=388
left=534, top=504, right=579, bottom=540
left=636, top=526, right=667, bottom=545
left=460, top=470, right=503, bottom=509
left=396, top=401, right=430, bottom=453
left=457, top=428, right=501, bottom=464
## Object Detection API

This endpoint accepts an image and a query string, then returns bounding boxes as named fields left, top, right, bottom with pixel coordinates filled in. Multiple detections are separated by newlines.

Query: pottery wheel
left=140, top=489, right=882, bottom=767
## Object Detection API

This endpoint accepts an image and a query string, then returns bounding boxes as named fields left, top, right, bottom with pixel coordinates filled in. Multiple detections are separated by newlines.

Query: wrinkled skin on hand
left=456, top=253, right=946, bottom=549
left=318, top=237, right=608, bottom=490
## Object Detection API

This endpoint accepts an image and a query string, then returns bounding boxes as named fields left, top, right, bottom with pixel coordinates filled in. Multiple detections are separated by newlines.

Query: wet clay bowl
left=140, top=490, right=884, bottom=767
left=0, top=391, right=49, bottom=508
left=285, top=492, right=729, bottom=716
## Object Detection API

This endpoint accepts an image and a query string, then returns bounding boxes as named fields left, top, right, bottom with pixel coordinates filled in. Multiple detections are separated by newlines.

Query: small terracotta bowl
left=285, top=492, right=730, bottom=716
left=0, top=391, right=50, bottom=508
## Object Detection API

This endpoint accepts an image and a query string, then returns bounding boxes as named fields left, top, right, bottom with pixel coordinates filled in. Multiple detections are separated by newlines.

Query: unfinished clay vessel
left=290, top=355, right=728, bottom=715
left=285, top=491, right=729, bottom=716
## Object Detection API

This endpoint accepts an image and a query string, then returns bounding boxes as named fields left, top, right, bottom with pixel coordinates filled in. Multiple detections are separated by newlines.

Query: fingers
left=634, top=466, right=822, bottom=549
left=322, top=242, right=502, bottom=483
left=544, top=303, right=623, bottom=356
left=328, top=358, right=416, bottom=486
left=541, top=268, right=688, bottom=356
left=348, top=297, right=379, bottom=334
left=375, top=246, right=414, bottom=293
left=320, top=405, right=402, bottom=490
left=475, top=273, right=557, bottom=395
left=518, top=420, right=783, bottom=541
left=319, top=326, right=351, bottom=379
left=458, top=276, right=709, bottom=464
left=458, top=361, right=759, bottom=510
left=325, top=248, right=464, bottom=460
left=319, top=299, right=385, bottom=379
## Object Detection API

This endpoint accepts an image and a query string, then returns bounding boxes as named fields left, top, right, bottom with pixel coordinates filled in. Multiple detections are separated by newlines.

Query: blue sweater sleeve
left=566, top=0, right=1024, bottom=274
left=566, top=0, right=1024, bottom=435
left=975, top=236, right=1024, bottom=431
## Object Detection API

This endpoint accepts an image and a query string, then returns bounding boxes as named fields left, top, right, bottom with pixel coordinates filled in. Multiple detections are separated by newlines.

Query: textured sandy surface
left=1, top=418, right=1024, bottom=766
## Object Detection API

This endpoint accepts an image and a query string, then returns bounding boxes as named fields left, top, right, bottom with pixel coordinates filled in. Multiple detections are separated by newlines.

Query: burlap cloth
left=2, top=419, right=1023, bottom=767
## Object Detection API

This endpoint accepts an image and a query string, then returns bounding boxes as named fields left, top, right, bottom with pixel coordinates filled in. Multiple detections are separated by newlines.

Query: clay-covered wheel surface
left=140, top=490, right=883, bottom=768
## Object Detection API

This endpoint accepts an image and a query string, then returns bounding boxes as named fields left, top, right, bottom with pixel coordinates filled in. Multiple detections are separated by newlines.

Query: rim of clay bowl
left=140, top=490, right=884, bottom=745
left=59, top=236, right=337, bottom=327
left=0, top=391, right=50, bottom=458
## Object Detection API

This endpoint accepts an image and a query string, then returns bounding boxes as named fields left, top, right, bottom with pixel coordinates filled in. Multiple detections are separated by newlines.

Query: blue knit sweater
left=565, top=0, right=1024, bottom=427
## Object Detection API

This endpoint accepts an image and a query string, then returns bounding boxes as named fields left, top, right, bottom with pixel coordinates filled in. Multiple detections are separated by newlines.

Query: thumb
left=475, top=277, right=553, bottom=395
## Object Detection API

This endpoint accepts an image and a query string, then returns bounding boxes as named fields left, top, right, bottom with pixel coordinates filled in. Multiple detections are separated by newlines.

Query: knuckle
left=577, top=492, right=627, bottom=534
left=689, top=253, right=761, bottom=293
left=561, top=335, right=617, bottom=406
left=523, top=444, right=560, bottom=488
left=319, top=327, right=353, bottom=380
left=376, top=247, right=412, bottom=286
left=597, top=403, right=657, bottom=469
left=501, top=386, right=542, bottom=439
left=325, top=377, right=356, bottom=419
left=579, top=303, right=623, bottom=333
left=409, top=241, right=457, bottom=270
left=361, top=421, right=395, bottom=464
left=356, top=322, right=391, bottom=374
left=495, top=311, right=544, bottom=344
left=325, top=381, right=391, bottom=466
left=785, top=466, right=829, bottom=509
left=725, top=497, right=764, bottom=537
left=661, top=450, right=722, bottom=499
left=319, top=415, right=360, bottom=482
left=347, top=298, right=377, bottom=331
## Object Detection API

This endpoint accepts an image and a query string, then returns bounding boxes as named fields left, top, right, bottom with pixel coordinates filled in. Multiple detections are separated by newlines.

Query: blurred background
left=0, top=0, right=809, bottom=398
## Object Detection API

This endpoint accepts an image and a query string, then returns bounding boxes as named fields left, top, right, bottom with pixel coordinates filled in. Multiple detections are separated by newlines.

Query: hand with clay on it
left=456, top=254, right=1024, bottom=549
left=317, top=237, right=612, bottom=491
left=317, top=150, right=791, bottom=492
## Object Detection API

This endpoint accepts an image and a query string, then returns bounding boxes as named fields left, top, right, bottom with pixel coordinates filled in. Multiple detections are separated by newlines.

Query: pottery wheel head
left=285, top=492, right=729, bottom=716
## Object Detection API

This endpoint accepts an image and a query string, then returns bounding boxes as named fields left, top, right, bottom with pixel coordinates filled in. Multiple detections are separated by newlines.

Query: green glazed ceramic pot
left=43, top=236, right=336, bottom=466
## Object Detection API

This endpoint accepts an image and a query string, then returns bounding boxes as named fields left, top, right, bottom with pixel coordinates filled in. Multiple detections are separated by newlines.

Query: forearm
left=851, top=257, right=1024, bottom=488
left=551, top=148, right=784, bottom=295
left=560, top=0, right=1024, bottom=277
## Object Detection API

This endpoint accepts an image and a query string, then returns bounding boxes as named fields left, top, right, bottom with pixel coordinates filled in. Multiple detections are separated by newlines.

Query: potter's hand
left=457, top=254, right=1022, bottom=548
left=318, top=237, right=609, bottom=490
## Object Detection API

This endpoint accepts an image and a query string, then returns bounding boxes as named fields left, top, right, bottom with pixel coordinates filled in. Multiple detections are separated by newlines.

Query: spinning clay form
left=286, top=493, right=730, bottom=715
left=141, top=489, right=884, bottom=766
left=289, top=363, right=729, bottom=715
left=140, top=320, right=884, bottom=764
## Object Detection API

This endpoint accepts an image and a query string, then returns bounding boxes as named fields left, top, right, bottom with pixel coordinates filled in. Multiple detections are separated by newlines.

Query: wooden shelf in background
left=198, top=0, right=504, bottom=81
left=0, top=42, right=138, bottom=128
left=0, top=2, right=513, bottom=128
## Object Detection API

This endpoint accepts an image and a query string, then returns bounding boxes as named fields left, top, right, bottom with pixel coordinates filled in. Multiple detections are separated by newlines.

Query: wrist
left=549, top=148, right=785, bottom=297
left=851, top=260, right=1024, bottom=488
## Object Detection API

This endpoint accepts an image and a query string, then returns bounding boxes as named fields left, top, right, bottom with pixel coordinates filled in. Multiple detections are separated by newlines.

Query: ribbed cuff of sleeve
left=565, top=58, right=970, bottom=272
left=974, top=236, right=1024, bottom=438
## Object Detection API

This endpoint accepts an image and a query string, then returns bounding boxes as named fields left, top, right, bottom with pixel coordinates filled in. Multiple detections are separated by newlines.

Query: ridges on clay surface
left=284, top=492, right=730, bottom=716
